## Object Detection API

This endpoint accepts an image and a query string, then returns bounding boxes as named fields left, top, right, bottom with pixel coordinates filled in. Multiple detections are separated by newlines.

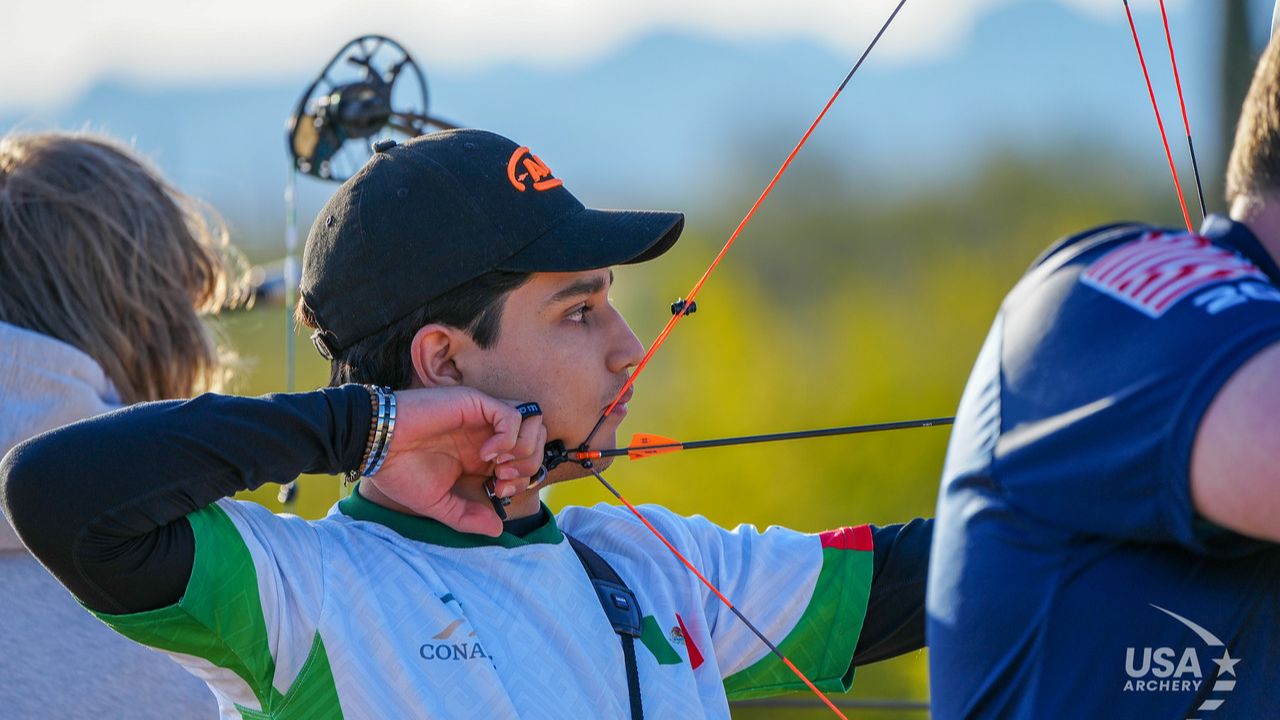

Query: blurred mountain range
left=0, top=1, right=1240, bottom=254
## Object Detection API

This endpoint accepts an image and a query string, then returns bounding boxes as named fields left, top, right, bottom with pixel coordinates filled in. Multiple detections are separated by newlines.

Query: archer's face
left=459, top=268, right=643, bottom=482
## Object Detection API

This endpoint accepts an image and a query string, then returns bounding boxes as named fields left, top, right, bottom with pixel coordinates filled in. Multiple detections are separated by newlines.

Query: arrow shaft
left=577, top=417, right=954, bottom=461
left=680, top=417, right=954, bottom=452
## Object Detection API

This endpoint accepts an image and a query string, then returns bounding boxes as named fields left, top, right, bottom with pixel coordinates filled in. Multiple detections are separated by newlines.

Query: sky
left=4, top=0, right=1272, bottom=247
left=6, top=0, right=1188, bottom=112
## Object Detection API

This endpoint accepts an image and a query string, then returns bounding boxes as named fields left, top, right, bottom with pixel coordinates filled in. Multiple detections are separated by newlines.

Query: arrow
left=570, top=417, right=955, bottom=463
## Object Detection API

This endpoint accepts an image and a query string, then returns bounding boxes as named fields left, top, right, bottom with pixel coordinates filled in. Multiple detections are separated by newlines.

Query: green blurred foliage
left=218, top=146, right=1174, bottom=717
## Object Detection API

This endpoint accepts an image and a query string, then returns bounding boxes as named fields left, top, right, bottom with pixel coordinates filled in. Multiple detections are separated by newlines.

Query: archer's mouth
left=604, top=385, right=634, bottom=418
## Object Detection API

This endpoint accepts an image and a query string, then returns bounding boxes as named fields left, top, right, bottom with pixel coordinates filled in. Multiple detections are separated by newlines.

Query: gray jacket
left=0, top=321, right=216, bottom=719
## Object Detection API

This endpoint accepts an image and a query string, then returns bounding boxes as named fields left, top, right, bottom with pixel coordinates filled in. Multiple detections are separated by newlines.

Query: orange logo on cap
left=507, top=147, right=563, bottom=192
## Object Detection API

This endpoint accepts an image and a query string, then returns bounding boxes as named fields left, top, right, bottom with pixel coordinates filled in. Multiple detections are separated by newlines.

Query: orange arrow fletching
left=627, top=433, right=683, bottom=460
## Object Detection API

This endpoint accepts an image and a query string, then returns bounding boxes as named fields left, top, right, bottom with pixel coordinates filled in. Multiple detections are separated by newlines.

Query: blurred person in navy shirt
left=928, top=30, right=1280, bottom=720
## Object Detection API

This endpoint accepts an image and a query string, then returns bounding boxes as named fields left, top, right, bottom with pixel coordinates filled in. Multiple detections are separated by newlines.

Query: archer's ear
left=409, top=323, right=467, bottom=388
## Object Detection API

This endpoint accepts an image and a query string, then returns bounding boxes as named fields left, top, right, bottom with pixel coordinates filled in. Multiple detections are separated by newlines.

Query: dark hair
left=296, top=270, right=532, bottom=389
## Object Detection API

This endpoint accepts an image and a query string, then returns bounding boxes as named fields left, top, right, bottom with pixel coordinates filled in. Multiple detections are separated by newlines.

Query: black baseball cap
left=301, top=129, right=684, bottom=358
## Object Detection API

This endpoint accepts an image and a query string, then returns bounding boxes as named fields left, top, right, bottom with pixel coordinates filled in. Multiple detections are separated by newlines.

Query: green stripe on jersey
left=91, top=504, right=342, bottom=715
left=722, top=545, right=873, bottom=700
left=93, top=505, right=278, bottom=705
left=237, top=634, right=341, bottom=719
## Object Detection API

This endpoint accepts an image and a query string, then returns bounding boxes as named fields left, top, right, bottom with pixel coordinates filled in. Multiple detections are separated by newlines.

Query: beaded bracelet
left=365, top=386, right=396, bottom=476
left=346, top=385, right=396, bottom=484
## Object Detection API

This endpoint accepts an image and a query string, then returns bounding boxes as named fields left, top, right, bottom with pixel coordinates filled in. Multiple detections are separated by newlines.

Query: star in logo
left=1213, top=649, right=1241, bottom=677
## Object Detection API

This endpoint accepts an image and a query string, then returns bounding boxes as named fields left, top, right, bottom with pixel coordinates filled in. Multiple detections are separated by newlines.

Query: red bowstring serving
left=1123, top=0, right=1193, bottom=233
left=1156, top=0, right=1206, bottom=220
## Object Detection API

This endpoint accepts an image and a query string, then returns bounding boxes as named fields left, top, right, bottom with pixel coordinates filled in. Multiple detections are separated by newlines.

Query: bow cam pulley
left=286, top=35, right=457, bottom=183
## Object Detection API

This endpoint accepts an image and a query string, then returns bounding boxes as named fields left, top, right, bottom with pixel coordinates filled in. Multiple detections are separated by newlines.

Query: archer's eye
left=567, top=304, right=594, bottom=323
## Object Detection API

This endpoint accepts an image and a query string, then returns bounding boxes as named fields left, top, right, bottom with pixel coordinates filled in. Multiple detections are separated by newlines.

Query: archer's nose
left=607, top=308, right=645, bottom=374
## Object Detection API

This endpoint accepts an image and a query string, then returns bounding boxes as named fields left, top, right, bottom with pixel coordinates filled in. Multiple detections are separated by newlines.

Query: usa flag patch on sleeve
left=1080, top=231, right=1266, bottom=318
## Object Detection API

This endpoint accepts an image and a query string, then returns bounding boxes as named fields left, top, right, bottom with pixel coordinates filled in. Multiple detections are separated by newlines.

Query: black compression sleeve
left=851, top=517, right=932, bottom=666
left=0, top=386, right=371, bottom=614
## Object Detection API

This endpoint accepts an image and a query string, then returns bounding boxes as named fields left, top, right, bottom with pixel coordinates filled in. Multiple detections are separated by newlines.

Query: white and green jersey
left=93, top=488, right=873, bottom=719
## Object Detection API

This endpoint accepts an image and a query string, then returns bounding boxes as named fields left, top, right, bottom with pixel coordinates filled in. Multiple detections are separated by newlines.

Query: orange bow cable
left=583, top=464, right=852, bottom=720
left=1122, top=0, right=1193, bottom=233
left=580, top=0, right=910, bottom=451
left=1156, top=0, right=1206, bottom=221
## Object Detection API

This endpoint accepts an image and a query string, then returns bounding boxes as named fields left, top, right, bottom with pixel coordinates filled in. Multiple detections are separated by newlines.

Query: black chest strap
left=565, top=533, right=644, bottom=720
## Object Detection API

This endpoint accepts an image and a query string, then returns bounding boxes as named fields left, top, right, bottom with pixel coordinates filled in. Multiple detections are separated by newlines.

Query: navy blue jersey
left=928, top=215, right=1280, bottom=719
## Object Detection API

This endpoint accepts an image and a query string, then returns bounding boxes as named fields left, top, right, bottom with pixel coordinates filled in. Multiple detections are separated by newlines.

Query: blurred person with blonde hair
left=0, top=130, right=245, bottom=718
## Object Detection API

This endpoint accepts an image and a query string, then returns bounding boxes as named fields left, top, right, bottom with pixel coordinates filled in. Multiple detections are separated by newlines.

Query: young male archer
left=1, top=129, right=929, bottom=719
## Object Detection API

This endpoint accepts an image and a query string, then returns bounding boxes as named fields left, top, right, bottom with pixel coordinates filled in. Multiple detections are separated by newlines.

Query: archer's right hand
left=363, top=387, right=547, bottom=537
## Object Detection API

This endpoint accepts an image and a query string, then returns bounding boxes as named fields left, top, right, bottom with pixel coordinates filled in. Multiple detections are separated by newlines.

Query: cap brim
left=496, top=208, right=684, bottom=273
